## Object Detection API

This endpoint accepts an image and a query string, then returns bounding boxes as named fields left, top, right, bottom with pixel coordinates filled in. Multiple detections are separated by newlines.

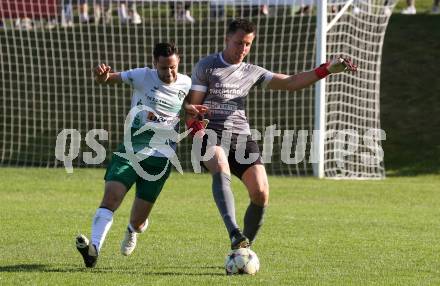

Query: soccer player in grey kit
left=185, top=19, right=357, bottom=250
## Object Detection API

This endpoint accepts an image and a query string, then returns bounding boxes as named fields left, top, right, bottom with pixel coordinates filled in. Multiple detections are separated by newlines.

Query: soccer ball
left=224, top=248, right=260, bottom=275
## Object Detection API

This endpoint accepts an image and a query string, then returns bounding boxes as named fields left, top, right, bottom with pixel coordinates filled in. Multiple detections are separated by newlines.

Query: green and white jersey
left=120, top=67, right=191, bottom=157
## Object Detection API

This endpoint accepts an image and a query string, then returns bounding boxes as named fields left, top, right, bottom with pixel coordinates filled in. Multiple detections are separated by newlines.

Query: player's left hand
left=327, top=56, right=358, bottom=74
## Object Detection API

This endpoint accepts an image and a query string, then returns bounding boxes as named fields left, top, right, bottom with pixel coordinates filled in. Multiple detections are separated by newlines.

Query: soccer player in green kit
left=185, top=19, right=357, bottom=250
left=76, top=42, right=191, bottom=268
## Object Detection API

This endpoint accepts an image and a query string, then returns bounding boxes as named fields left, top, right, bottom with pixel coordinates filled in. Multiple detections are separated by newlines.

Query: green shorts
left=104, top=146, right=171, bottom=203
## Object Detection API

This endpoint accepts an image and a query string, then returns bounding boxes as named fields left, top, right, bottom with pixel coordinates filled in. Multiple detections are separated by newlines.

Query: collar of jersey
left=219, top=52, right=242, bottom=68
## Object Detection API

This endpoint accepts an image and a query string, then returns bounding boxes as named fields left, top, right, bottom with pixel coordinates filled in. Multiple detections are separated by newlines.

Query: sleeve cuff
left=261, top=72, right=274, bottom=89
left=190, top=84, right=208, bottom=92
left=120, top=71, right=129, bottom=83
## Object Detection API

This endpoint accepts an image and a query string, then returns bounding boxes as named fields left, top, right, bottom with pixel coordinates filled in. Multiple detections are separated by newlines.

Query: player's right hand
left=94, top=63, right=112, bottom=83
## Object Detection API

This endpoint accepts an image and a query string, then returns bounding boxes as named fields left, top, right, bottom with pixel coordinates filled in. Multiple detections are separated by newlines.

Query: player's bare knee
left=217, top=162, right=230, bottom=174
left=250, top=187, right=269, bottom=206
left=205, top=160, right=230, bottom=175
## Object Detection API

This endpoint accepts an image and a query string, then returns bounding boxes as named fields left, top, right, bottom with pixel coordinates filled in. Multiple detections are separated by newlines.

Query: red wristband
left=186, top=119, right=205, bottom=137
left=314, top=62, right=330, bottom=79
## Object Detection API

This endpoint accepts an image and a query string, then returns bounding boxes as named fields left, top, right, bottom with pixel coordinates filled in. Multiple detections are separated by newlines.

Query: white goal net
left=0, top=0, right=396, bottom=178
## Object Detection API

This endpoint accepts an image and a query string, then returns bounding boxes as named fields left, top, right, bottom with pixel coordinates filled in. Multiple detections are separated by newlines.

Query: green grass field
left=1, top=168, right=440, bottom=285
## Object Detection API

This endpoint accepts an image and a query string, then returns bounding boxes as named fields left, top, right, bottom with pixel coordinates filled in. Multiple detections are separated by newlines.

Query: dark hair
left=153, top=42, right=179, bottom=60
left=227, top=18, right=256, bottom=36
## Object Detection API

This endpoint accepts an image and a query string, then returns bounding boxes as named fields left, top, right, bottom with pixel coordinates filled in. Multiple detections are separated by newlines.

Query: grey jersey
left=191, top=53, right=273, bottom=135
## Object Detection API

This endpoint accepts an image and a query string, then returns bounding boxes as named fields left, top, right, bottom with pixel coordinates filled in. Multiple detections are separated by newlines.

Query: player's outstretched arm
left=93, top=63, right=122, bottom=85
left=267, top=56, right=357, bottom=92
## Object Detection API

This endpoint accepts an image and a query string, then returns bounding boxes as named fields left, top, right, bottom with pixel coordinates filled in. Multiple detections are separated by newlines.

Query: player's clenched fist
left=94, top=63, right=112, bottom=84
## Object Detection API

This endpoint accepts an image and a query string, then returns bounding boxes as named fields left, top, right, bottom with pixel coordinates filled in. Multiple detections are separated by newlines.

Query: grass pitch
left=1, top=168, right=439, bottom=285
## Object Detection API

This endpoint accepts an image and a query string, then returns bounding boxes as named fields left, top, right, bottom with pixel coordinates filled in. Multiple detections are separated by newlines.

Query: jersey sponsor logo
left=215, top=82, right=240, bottom=89
left=209, top=87, right=243, bottom=98
left=211, top=82, right=243, bottom=97
left=147, top=112, right=172, bottom=124
left=145, top=94, right=171, bottom=106
left=204, top=101, right=238, bottom=111
left=133, top=97, right=178, bottom=128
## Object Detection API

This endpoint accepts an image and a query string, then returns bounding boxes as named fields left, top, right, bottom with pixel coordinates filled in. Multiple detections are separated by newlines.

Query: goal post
left=0, top=0, right=396, bottom=178
left=314, top=0, right=328, bottom=178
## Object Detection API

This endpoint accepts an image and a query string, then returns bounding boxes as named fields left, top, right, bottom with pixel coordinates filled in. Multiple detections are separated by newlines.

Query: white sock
left=91, top=208, right=113, bottom=253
